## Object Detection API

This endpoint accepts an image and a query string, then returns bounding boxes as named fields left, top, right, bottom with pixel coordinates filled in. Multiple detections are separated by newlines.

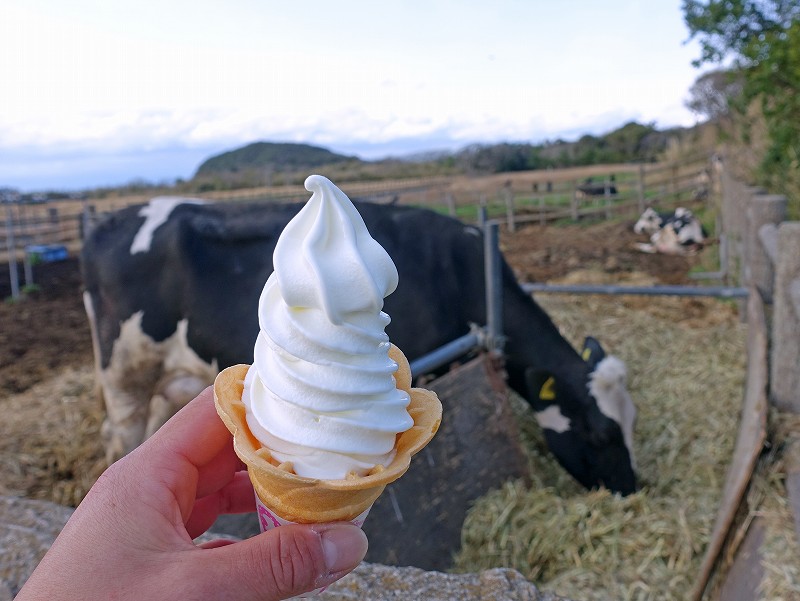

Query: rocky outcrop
left=0, top=495, right=572, bottom=601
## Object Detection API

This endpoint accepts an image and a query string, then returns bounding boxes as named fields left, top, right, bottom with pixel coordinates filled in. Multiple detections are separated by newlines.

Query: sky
left=0, top=0, right=706, bottom=192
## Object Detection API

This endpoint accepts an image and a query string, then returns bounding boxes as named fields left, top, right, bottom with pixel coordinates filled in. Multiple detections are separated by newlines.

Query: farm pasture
left=0, top=215, right=779, bottom=600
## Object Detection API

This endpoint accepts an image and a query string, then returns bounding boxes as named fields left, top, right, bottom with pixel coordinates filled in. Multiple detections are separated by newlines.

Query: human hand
left=17, top=387, right=368, bottom=600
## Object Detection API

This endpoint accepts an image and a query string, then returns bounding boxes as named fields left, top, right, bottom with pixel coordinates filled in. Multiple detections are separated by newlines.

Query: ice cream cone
left=213, top=344, right=442, bottom=524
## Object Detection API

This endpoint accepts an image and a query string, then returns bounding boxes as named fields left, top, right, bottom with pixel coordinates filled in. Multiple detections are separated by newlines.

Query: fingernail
left=314, top=524, right=368, bottom=574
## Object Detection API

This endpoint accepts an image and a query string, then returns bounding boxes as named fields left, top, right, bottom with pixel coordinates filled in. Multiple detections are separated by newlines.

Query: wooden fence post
left=719, top=170, right=738, bottom=285
left=571, top=181, right=578, bottom=221
left=637, top=164, right=645, bottom=214
left=4, top=205, right=20, bottom=300
left=721, top=173, right=761, bottom=287
left=771, top=222, right=800, bottom=413
left=671, top=164, right=678, bottom=199
left=81, top=203, right=97, bottom=240
left=538, top=195, right=546, bottom=227
left=745, top=194, right=787, bottom=302
left=504, top=187, right=516, bottom=233
left=445, top=193, right=456, bottom=217
left=47, top=207, right=58, bottom=245
left=738, top=186, right=765, bottom=288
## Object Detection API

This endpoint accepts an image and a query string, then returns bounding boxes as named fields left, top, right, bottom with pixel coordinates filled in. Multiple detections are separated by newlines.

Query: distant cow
left=633, top=207, right=674, bottom=235
left=82, top=197, right=638, bottom=494
left=633, top=207, right=707, bottom=255
left=575, top=176, right=617, bottom=201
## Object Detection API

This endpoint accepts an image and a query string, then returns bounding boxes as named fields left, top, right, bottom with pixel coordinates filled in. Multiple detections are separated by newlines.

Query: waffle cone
left=213, top=345, right=442, bottom=524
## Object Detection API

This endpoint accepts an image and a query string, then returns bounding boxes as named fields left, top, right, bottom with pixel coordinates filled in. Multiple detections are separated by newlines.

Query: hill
left=446, top=121, right=692, bottom=173
left=194, top=142, right=359, bottom=177
left=182, top=121, right=710, bottom=193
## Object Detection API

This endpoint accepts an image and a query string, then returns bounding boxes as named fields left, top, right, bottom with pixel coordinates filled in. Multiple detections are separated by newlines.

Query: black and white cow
left=633, top=207, right=707, bottom=255
left=81, top=197, right=638, bottom=494
left=575, top=177, right=618, bottom=201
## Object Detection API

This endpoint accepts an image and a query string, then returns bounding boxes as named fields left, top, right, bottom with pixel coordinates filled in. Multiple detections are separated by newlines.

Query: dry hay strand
left=0, top=364, right=106, bottom=507
left=718, top=410, right=800, bottom=601
left=454, top=277, right=747, bottom=601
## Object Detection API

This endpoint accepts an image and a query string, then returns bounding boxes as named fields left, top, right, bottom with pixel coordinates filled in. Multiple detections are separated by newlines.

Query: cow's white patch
left=83, top=292, right=101, bottom=373
left=633, top=208, right=662, bottom=235
left=675, top=220, right=705, bottom=245
left=636, top=223, right=687, bottom=255
left=83, top=291, right=105, bottom=403
left=130, top=196, right=205, bottom=255
left=535, top=404, right=571, bottom=433
left=589, top=356, right=637, bottom=469
left=98, top=311, right=218, bottom=462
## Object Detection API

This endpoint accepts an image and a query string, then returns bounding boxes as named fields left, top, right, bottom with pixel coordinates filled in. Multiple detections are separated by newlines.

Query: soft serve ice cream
left=212, top=174, right=441, bottom=526
left=242, top=174, right=414, bottom=480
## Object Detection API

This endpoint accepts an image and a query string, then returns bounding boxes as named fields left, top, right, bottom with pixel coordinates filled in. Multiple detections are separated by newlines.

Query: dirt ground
left=0, top=257, right=92, bottom=395
left=499, top=218, right=699, bottom=285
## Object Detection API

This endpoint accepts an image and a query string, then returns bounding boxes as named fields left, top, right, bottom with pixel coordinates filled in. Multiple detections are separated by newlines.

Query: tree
left=685, top=68, right=743, bottom=121
left=604, top=121, right=659, bottom=160
left=683, top=0, right=800, bottom=65
left=683, top=0, right=800, bottom=205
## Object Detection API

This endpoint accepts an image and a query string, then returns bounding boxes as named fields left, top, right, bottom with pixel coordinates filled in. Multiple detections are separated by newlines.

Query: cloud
left=0, top=0, right=704, bottom=190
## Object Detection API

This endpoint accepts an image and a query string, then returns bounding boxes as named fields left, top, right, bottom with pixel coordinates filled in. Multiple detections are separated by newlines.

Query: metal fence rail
left=409, top=331, right=483, bottom=378
left=522, top=282, right=750, bottom=299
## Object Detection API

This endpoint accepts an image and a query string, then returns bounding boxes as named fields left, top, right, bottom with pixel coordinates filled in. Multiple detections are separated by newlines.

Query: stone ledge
left=0, top=495, right=572, bottom=601
left=324, top=563, right=568, bottom=600
left=0, top=496, right=72, bottom=600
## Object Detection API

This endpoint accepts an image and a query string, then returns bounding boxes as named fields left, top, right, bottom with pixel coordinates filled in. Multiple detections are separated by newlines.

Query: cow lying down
left=82, top=197, right=637, bottom=494
left=633, top=207, right=707, bottom=255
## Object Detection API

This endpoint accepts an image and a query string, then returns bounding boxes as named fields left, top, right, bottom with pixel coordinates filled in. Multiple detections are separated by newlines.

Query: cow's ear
left=582, top=336, right=606, bottom=371
left=525, top=369, right=558, bottom=405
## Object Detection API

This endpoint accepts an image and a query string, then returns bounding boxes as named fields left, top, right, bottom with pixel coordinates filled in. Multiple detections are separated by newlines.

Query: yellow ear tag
left=540, top=376, right=556, bottom=401
left=581, top=347, right=592, bottom=361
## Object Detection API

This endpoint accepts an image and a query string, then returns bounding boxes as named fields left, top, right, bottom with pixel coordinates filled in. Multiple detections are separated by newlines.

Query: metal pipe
left=477, top=205, right=487, bottom=228
left=5, top=205, right=19, bottom=300
left=522, top=282, right=749, bottom=299
left=484, top=221, right=504, bottom=355
left=409, top=332, right=481, bottom=378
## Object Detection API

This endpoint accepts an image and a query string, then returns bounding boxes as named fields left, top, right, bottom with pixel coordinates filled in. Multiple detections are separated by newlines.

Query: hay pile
left=2, top=268, right=795, bottom=600
left=454, top=270, right=748, bottom=601
left=0, top=365, right=106, bottom=507
left=708, top=410, right=800, bottom=600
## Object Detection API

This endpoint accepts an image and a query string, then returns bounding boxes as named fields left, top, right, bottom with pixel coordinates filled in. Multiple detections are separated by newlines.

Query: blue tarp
left=25, top=244, right=68, bottom=263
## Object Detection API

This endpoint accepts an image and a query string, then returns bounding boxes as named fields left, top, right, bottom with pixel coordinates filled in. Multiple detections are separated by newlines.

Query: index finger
left=132, top=384, right=253, bottom=527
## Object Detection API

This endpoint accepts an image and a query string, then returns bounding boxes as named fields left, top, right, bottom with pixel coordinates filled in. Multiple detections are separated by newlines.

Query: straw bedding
left=454, top=270, right=750, bottom=601
left=0, top=365, right=106, bottom=507
left=2, top=269, right=796, bottom=600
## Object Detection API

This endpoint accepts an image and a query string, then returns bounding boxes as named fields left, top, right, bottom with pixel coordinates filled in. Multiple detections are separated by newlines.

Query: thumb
left=186, top=523, right=368, bottom=601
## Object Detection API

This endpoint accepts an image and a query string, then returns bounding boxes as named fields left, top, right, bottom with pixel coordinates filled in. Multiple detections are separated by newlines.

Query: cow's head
left=526, top=337, right=637, bottom=495
left=633, top=208, right=662, bottom=235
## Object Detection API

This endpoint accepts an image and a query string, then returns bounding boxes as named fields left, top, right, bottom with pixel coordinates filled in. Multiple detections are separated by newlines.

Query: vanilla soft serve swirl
left=243, top=174, right=413, bottom=479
